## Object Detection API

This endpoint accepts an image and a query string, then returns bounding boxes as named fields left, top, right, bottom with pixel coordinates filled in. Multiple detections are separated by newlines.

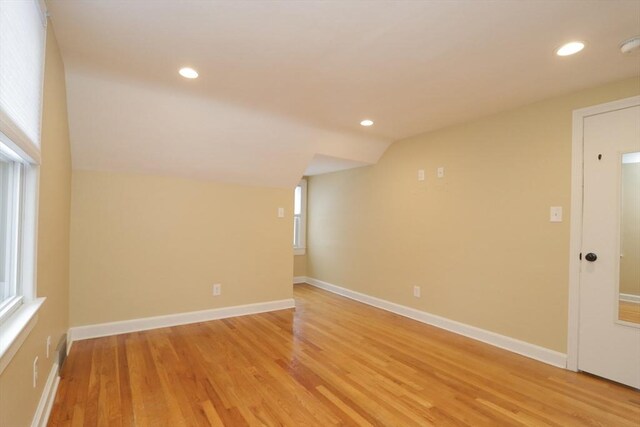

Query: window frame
left=293, top=179, right=307, bottom=256
left=0, top=151, right=25, bottom=324
left=0, top=133, right=40, bottom=318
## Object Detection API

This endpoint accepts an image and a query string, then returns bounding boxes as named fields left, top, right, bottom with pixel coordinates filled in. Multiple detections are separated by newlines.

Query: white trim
left=293, top=276, right=307, bottom=284
left=21, top=165, right=40, bottom=302
left=0, top=297, right=45, bottom=374
left=567, top=95, right=640, bottom=371
left=68, top=298, right=296, bottom=343
left=0, top=124, right=41, bottom=165
left=573, top=96, right=640, bottom=119
left=620, top=293, right=640, bottom=303
left=305, top=277, right=567, bottom=368
left=622, top=152, right=640, bottom=164
left=0, top=296, right=23, bottom=326
left=31, top=362, right=59, bottom=427
left=567, top=105, right=585, bottom=371
left=293, top=248, right=306, bottom=256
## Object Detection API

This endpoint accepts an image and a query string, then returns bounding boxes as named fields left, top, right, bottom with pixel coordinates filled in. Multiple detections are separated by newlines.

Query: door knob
left=585, top=252, right=598, bottom=262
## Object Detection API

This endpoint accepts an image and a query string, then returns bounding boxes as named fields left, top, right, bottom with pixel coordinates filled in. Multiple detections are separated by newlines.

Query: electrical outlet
left=213, top=283, right=221, bottom=296
left=278, top=207, right=284, bottom=218
left=437, top=167, right=444, bottom=178
left=46, top=336, right=51, bottom=359
left=417, top=169, right=425, bottom=181
left=413, top=286, right=421, bottom=298
left=33, top=357, right=38, bottom=388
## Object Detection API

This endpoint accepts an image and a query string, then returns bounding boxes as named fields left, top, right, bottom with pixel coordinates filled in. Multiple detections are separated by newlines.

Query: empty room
left=1, top=0, right=639, bottom=425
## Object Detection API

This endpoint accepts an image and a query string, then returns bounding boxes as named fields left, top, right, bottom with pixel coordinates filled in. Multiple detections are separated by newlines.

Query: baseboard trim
left=293, top=276, right=308, bottom=284
left=31, top=362, right=59, bottom=427
left=68, top=298, right=296, bottom=344
left=305, top=277, right=567, bottom=369
left=620, top=293, right=640, bottom=303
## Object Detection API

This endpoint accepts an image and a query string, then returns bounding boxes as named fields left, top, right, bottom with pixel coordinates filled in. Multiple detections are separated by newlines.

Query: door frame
left=567, top=95, right=640, bottom=371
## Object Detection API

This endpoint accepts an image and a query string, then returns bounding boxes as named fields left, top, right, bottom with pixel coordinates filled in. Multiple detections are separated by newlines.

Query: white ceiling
left=304, top=154, right=371, bottom=176
left=46, top=0, right=640, bottom=187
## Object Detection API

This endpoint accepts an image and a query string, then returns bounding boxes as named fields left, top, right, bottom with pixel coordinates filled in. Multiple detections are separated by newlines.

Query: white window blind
left=0, top=0, right=47, bottom=159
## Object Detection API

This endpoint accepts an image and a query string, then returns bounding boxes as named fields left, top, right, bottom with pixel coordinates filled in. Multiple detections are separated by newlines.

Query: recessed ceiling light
left=556, top=41, right=585, bottom=57
left=179, top=67, right=199, bottom=79
left=620, top=36, right=640, bottom=54
left=360, top=119, right=374, bottom=127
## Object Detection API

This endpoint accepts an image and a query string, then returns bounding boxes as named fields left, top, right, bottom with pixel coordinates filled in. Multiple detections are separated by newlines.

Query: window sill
left=0, top=296, right=23, bottom=325
left=0, top=297, right=45, bottom=374
left=294, top=247, right=306, bottom=256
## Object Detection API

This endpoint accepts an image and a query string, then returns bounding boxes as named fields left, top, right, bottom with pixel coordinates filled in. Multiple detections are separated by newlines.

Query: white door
left=579, top=104, right=640, bottom=388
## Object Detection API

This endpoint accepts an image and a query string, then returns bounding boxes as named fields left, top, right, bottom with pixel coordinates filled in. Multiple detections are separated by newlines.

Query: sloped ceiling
left=46, top=0, right=640, bottom=188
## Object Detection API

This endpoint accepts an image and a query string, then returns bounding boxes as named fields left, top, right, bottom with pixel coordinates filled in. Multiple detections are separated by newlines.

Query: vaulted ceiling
left=47, top=0, right=640, bottom=187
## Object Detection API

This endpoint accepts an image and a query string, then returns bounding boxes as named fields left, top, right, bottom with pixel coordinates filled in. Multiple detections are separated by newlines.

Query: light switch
left=418, top=169, right=425, bottom=181
left=437, top=167, right=444, bottom=178
left=278, top=207, right=284, bottom=218
left=550, top=206, right=562, bottom=222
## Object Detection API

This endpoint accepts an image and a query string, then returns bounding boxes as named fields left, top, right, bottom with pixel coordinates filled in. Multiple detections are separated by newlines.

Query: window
left=0, top=0, right=46, bottom=365
left=0, top=0, right=45, bottom=309
left=0, top=147, right=25, bottom=321
left=293, top=180, right=307, bottom=255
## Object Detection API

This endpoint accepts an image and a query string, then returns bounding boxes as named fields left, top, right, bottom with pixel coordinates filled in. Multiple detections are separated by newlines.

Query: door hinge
left=579, top=252, right=582, bottom=260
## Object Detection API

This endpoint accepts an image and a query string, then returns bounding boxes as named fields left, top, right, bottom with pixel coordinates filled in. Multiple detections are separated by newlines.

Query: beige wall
left=620, top=162, right=640, bottom=296
left=294, top=254, right=307, bottom=277
left=70, top=170, right=293, bottom=326
left=307, top=77, right=640, bottom=353
left=0, top=23, right=72, bottom=427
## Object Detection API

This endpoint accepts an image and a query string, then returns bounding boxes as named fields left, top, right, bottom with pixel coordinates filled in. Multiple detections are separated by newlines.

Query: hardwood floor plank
left=49, top=284, right=640, bottom=426
left=316, top=385, right=376, bottom=427
left=114, top=334, right=134, bottom=426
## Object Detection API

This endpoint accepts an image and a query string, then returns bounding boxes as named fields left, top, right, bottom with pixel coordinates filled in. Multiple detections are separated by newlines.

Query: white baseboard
left=31, top=362, right=59, bottom=427
left=305, top=277, right=567, bottom=369
left=68, top=298, right=296, bottom=344
left=293, top=276, right=308, bottom=284
left=620, top=293, right=640, bottom=303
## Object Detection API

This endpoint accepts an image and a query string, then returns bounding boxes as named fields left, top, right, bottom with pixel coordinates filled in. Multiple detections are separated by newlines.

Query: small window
left=293, top=180, right=307, bottom=255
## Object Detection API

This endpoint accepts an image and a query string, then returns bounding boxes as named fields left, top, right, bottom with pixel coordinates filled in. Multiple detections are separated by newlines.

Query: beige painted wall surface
left=620, top=162, right=640, bottom=296
left=70, top=170, right=293, bottom=326
left=307, top=77, right=640, bottom=353
left=0, top=23, right=72, bottom=427
left=294, top=254, right=307, bottom=277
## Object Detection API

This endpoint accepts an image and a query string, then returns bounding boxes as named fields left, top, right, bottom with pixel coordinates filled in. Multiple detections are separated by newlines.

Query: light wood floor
left=49, top=284, right=640, bottom=426
left=619, top=300, right=640, bottom=324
